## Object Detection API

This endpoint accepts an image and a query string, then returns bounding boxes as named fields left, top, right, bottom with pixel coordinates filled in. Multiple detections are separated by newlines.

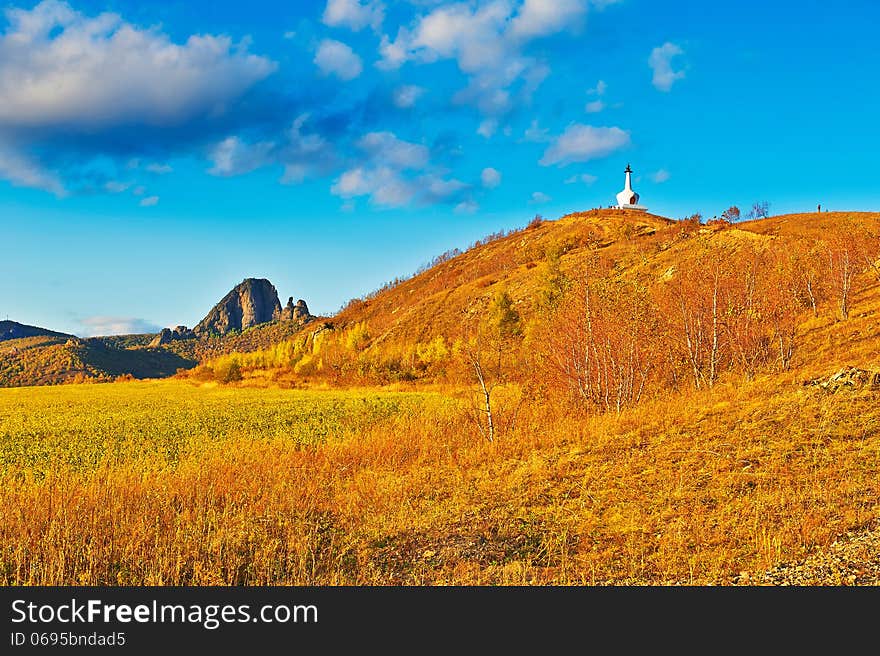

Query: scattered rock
left=737, top=520, right=880, bottom=586
left=805, top=366, right=880, bottom=392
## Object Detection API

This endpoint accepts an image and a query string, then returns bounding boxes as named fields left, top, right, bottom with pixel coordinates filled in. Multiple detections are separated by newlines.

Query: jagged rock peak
left=194, top=278, right=283, bottom=336
left=280, top=297, right=311, bottom=322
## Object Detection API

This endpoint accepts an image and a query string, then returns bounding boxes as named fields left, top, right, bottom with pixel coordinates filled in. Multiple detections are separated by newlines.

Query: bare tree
left=459, top=291, right=522, bottom=441
left=721, top=206, right=741, bottom=222
left=748, top=201, right=770, bottom=220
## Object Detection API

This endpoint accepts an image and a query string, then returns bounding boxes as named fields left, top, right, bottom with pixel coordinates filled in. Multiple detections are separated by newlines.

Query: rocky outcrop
left=280, top=297, right=311, bottom=323
left=194, top=278, right=283, bottom=336
left=149, top=325, right=196, bottom=347
left=805, top=366, right=880, bottom=392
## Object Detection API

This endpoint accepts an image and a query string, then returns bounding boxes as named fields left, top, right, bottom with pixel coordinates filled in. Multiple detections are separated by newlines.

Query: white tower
left=615, top=164, right=647, bottom=210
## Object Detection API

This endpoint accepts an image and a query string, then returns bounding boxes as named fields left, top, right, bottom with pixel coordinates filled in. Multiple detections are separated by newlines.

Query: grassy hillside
left=5, top=210, right=880, bottom=585
left=190, top=210, right=880, bottom=390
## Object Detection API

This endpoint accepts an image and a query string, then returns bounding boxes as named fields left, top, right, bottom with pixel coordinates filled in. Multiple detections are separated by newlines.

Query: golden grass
left=2, top=375, right=878, bottom=585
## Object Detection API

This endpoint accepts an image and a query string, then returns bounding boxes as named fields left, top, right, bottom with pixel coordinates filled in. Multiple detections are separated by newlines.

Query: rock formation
left=193, top=278, right=282, bottom=336
left=149, top=325, right=196, bottom=347
left=280, top=297, right=310, bottom=322
left=191, top=279, right=312, bottom=337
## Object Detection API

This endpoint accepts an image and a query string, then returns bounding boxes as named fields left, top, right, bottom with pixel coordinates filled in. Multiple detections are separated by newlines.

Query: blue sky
left=1, top=0, right=878, bottom=335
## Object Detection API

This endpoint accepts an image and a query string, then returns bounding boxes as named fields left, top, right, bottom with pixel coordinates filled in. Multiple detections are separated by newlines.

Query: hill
left=194, top=209, right=880, bottom=392
left=0, top=320, right=71, bottom=342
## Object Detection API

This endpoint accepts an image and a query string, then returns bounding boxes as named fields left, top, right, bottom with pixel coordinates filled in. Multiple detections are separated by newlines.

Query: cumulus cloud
left=530, top=191, right=551, bottom=204
left=0, top=1, right=276, bottom=130
left=322, top=0, right=384, bottom=32
left=0, top=0, right=278, bottom=195
left=330, top=130, right=466, bottom=207
left=481, top=167, right=502, bottom=188
left=314, top=39, right=363, bottom=80
left=139, top=195, right=159, bottom=207
left=208, top=114, right=336, bottom=183
left=509, top=0, right=588, bottom=41
left=455, top=199, right=479, bottom=214
left=357, top=131, right=428, bottom=169
left=585, top=100, right=605, bottom=113
left=208, top=137, right=275, bottom=176
left=80, top=316, right=161, bottom=336
left=392, top=84, right=425, bottom=108
left=376, top=0, right=591, bottom=116
left=540, top=124, right=630, bottom=167
left=651, top=169, right=671, bottom=183
left=649, top=42, right=686, bottom=91
left=477, top=119, right=498, bottom=138
left=564, top=173, right=598, bottom=185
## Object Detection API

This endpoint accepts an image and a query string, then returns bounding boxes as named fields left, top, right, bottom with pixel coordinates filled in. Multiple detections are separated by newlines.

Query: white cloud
left=322, top=0, right=384, bottom=32
left=208, top=114, right=335, bottom=182
left=132, top=185, right=146, bottom=196
left=331, top=166, right=464, bottom=208
left=510, top=0, right=588, bottom=41
left=649, top=42, right=686, bottom=92
left=330, top=130, right=465, bottom=208
left=208, top=136, right=274, bottom=176
left=0, top=1, right=276, bottom=130
left=455, top=199, right=479, bottom=214
left=540, top=124, right=631, bottom=167
left=332, top=167, right=400, bottom=202
left=651, top=169, right=671, bottom=183
left=357, top=132, right=428, bottom=169
left=0, top=144, right=65, bottom=195
left=530, top=191, right=551, bottom=204
left=587, top=79, right=607, bottom=96
left=477, top=119, right=498, bottom=138
left=585, top=100, right=605, bottom=113
left=314, top=38, right=363, bottom=80
left=523, top=119, right=550, bottom=142
left=376, top=0, right=580, bottom=116
left=139, top=195, right=159, bottom=207
left=392, top=84, right=425, bottom=108
left=146, top=163, right=172, bottom=175
left=80, top=316, right=161, bottom=336
left=283, top=30, right=297, bottom=40
left=104, top=180, right=130, bottom=193
left=564, top=173, right=598, bottom=185
left=481, top=167, right=502, bottom=188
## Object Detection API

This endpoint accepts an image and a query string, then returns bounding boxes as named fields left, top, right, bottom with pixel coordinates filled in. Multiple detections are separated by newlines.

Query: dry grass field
left=1, top=373, right=878, bottom=585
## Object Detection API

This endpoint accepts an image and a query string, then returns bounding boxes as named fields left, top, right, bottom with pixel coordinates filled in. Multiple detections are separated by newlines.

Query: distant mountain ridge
left=0, top=278, right=316, bottom=387
left=0, top=320, right=71, bottom=342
